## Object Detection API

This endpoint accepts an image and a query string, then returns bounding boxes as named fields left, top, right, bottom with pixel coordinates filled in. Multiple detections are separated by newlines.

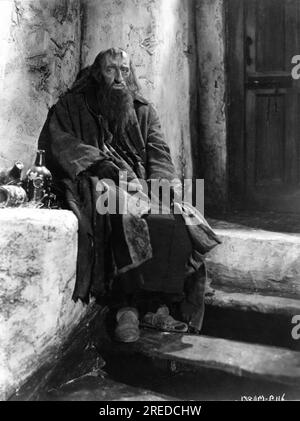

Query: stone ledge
left=0, top=209, right=88, bottom=400
left=207, top=219, right=300, bottom=298
left=205, top=288, right=300, bottom=316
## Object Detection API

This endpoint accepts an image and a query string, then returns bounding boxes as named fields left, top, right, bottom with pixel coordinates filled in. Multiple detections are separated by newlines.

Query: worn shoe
left=114, top=307, right=140, bottom=343
left=141, top=305, right=188, bottom=333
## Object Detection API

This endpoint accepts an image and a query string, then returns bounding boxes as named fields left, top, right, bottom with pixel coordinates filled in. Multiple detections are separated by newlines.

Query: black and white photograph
left=0, top=0, right=300, bottom=406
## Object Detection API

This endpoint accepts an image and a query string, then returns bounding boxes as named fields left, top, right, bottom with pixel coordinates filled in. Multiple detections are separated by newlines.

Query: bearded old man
left=38, top=48, right=220, bottom=343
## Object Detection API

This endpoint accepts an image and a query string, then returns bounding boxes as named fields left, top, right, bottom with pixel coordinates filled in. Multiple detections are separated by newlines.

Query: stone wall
left=195, top=0, right=227, bottom=209
left=0, top=209, right=86, bottom=400
left=81, top=0, right=198, bottom=180
left=0, top=0, right=81, bottom=173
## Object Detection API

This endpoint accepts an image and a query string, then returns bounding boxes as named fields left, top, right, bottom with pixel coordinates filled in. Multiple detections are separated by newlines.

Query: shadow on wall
left=194, top=0, right=227, bottom=210
left=187, top=0, right=201, bottom=182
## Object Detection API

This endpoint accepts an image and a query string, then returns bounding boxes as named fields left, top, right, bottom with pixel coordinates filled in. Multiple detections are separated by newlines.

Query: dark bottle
left=24, top=150, right=52, bottom=202
left=0, top=161, right=24, bottom=186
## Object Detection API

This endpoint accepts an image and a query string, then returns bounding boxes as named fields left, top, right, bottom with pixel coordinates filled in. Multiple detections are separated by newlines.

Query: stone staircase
left=203, top=217, right=300, bottom=354
left=91, top=215, right=300, bottom=399
left=9, top=213, right=300, bottom=400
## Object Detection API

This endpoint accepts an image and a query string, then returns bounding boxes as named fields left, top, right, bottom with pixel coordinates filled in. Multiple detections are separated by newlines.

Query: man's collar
left=133, top=93, right=149, bottom=105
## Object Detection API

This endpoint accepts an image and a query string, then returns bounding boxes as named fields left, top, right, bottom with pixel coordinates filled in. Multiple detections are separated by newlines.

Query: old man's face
left=96, top=49, right=134, bottom=131
left=101, top=51, right=131, bottom=90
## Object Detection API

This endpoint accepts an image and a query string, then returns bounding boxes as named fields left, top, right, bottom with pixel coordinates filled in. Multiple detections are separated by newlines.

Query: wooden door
left=227, top=0, right=300, bottom=212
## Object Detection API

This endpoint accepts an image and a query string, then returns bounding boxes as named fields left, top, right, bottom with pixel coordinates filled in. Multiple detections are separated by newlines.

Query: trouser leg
left=140, top=213, right=193, bottom=295
left=110, top=213, right=193, bottom=315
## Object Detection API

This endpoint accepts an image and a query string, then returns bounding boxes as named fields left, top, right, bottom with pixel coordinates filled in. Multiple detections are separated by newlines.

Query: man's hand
left=88, top=159, right=120, bottom=183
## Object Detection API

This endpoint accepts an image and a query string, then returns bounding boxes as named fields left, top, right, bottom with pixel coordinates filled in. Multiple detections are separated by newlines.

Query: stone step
left=42, top=375, right=175, bottom=401
left=205, top=288, right=300, bottom=317
left=119, top=330, right=300, bottom=386
left=202, top=288, right=300, bottom=350
left=206, top=219, right=300, bottom=298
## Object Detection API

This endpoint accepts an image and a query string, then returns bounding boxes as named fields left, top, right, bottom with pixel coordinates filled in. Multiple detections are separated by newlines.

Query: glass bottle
left=24, top=150, right=52, bottom=202
left=0, top=161, right=24, bottom=186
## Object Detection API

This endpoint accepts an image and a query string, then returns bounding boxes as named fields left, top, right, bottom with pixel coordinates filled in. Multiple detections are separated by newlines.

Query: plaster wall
left=81, top=0, right=198, bottom=179
left=0, top=0, right=81, bottom=173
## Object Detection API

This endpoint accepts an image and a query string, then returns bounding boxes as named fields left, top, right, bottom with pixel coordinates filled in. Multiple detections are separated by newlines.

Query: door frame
left=225, top=0, right=246, bottom=210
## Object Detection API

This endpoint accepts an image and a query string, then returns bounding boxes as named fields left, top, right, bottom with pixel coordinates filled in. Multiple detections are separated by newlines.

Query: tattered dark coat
left=39, top=78, right=179, bottom=293
left=39, top=77, right=220, bottom=330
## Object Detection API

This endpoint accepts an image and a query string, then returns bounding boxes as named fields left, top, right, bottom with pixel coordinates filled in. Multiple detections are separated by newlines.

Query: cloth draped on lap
left=93, top=177, right=220, bottom=331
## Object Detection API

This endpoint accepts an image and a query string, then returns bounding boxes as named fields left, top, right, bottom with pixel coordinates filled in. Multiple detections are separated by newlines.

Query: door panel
left=228, top=0, right=300, bottom=212
left=256, top=0, right=285, bottom=72
left=255, top=94, right=285, bottom=185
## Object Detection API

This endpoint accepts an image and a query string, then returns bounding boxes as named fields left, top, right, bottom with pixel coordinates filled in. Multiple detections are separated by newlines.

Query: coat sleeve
left=47, top=95, right=106, bottom=181
left=145, top=104, right=178, bottom=181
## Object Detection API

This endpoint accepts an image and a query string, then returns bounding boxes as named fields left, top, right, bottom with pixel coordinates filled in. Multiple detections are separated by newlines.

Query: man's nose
left=114, top=69, right=124, bottom=84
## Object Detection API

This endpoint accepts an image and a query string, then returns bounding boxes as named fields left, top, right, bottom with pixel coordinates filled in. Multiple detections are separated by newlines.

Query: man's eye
left=106, top=68, right=113, bottom=73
